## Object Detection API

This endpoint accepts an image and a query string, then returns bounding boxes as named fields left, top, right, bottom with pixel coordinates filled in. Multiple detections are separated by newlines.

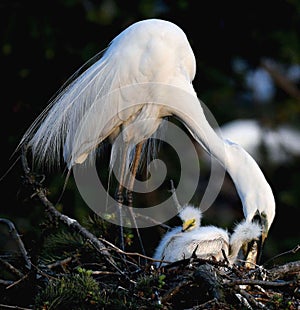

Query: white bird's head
left=178, top=205, right=202, bottom=232
left=242, top=183, right=276, bottom=246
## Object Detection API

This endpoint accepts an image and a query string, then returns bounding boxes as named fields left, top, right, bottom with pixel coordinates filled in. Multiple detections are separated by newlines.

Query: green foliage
left=40, top=230, right=85, bottom=264
left=34, top=268, right=103, bottom=309
left=84, top=214, right=137, bottom=249
left=266, top=292, right=299, bottom=310
left=135, top=273, right=166, bottom=298
left=83, top=214, right=114, bottom=238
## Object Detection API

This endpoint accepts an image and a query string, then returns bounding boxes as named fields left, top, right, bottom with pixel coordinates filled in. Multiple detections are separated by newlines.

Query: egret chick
left=153, top=205, right=229, bottom=265
left=153, top=205, right=262, bottom=266
left=229, top=220, right=262, bottom=266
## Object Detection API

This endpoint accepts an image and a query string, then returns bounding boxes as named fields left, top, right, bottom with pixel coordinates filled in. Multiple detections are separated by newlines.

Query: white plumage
left=20, top=19, right=196, bottom=171
left=19, top=19, right=275, bottom=244
left=153, top=205, right=229, bottom=264
left=153, top=205, right=262, bottom=266
left=229, top=220, right=262, bottom=264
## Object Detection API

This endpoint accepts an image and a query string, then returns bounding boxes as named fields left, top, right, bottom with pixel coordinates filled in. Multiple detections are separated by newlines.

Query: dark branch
left=20, top=146, right=120, bottom=274
left=268, top=260, right=300, bottom=280
left=0, top=218, right=31, bottom=269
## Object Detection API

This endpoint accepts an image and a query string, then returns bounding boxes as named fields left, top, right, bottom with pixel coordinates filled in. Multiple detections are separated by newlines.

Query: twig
left=239, top=289, right=266, bottom=309
left=267, top=260, right=300, bottom=280
left=244, top=265, right=267, bottom=279
left=134, top=213, right=171, bottom=230
left=254, top=285, right=271, bottom=298
left=191, top=244, right=199, bottom=258
left=163, top=256, right=229, bottom=270
left=0, top=258, right=24, bottom=278
left=225, top=278, right=294, bottom=287
left=98, top=236, right=164, bottom=264
left=91, top=270, right=120, bottom=276
left=0, top=279, right=14, bottom=286
left=0, top=304, right=33, bottom=310
left=6, top=273, right=29, bottom=289
left=46, top=257, right=73, bottom=269
left=263, top=244, right=300, bottom=266
left=261, top=60, right=300, bottom=101
left=237, top=259, right=259, bottom=270
left=0, top=218, right=31, bottom=269
left=161, top=279, right=193, bottom=303
left=20, top=146, right=120, bottom=274
left=29, top=262, right=57, bottom=281
left=234, top=293, right=253, bottom=309
left=192, top=298, right=222, bottom=310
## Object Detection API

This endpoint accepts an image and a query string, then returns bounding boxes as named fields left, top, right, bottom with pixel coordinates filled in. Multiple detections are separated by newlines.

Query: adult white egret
left=153, top=205, right=262, bottom=266
left=18, top=19, right=275, bottom=252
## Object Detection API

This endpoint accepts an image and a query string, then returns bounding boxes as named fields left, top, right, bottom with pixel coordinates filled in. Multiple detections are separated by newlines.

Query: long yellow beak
left=245, top=212, right=269, bottom=267
left=257, top=213, right=269, bottom=263
left=261, top=230, right=267, bottom=246
left=260, top=212, right=269, bottom=247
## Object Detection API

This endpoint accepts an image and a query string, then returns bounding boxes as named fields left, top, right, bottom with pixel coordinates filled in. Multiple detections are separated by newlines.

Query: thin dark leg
left=126, top=142, right=146, bottom=256
left=115, top=145, right=129, bottom=251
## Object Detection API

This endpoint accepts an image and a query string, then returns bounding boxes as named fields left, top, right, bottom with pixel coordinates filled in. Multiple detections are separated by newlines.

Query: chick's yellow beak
left=182, top=219, right=195, bottom=232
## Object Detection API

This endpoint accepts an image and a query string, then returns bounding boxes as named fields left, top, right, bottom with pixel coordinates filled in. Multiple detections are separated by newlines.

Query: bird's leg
left=115, top=145, right=129, bottom=251
left=127, top=141, right=144, bottom=206
left=126, top=141, right=146, bottom=256
left=116, top=184, right=125, bottom=252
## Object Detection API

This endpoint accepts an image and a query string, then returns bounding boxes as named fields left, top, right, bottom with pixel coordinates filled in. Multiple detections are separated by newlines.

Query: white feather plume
left=19, top=19, right=195, bottom=171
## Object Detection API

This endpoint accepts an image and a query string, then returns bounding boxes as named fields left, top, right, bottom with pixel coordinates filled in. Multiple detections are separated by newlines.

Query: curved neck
left=168, top=90, right=273, bottom=222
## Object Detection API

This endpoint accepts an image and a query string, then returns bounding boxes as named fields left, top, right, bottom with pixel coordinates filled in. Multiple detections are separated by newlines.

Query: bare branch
left=263, top=244, right=300, bottom=266
left=0, top=304, right=33, bottom=310
left=0, top=258, right=24, bottom=278
left=261, top=60, right=300, bottom=101
left=0, top=280, right=14, bottom=286
left=225, top=278, right=294, bottom=287
left=20, top=146, right=120, bottom=274
left=161, top=279, right=193, bottom=303
left=268, top=260, right=300, bottom=280
left=239, top=289, right=266, bottom=309
left=0, top=218, right=31, bottom=269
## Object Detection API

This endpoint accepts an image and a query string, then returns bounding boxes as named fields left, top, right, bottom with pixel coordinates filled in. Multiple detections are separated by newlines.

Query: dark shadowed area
left=1, top=0, right=300, bottom=308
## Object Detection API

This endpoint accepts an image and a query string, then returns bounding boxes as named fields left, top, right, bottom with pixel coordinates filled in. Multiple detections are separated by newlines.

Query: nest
left=0, top=151, right=299, bottom=309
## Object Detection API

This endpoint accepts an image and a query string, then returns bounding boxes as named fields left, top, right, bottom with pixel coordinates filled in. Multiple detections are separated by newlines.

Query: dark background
left=1, top=0, right=300, bottom=265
